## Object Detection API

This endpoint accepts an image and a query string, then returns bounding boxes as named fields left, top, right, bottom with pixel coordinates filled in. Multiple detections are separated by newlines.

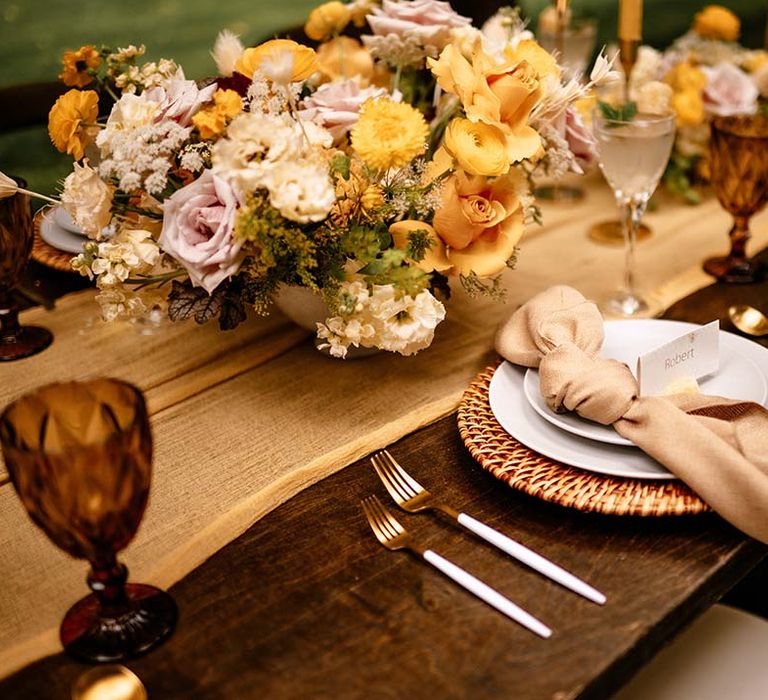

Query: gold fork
left=360, top=495, right=551, bottom=638
left=371, top=449, right=606, bottom=605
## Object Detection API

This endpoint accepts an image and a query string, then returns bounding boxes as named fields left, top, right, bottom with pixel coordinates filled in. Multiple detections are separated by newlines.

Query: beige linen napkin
left=495, top=285, right=768, bottom=543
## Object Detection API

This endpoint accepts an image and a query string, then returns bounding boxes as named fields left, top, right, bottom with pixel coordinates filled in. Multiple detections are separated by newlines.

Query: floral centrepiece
left=627, top=5, right=768, bottom=203
left=45, top=2, right=614, bottom=358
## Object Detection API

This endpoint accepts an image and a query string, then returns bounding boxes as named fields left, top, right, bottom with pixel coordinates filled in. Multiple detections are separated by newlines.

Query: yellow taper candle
left=619, top=0, right=642, bottom=42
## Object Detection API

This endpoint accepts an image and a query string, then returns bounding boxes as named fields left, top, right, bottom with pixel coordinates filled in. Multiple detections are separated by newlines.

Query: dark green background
left=1, top=1, right=765, bottom=197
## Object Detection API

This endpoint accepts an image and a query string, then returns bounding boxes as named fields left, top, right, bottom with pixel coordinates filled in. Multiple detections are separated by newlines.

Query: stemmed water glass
left=0, top=178, right=53, bottom=360
left=593, top=110, right=676, bottom=317
left=703, top=114, right=768, bottom=283
left=0, top=378, right=177, bottom=662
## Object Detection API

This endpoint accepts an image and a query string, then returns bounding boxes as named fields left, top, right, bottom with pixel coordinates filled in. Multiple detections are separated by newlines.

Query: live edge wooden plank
left=1, top=414, right=764, bottom=700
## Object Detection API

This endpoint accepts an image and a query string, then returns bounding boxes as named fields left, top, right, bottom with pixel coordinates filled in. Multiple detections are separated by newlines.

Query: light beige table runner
left=1, top=175, right=766, bottom=676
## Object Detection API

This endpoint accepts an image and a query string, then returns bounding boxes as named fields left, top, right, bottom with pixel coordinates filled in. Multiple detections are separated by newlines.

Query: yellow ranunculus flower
left=235, top=39, right=318, bottom=82
left=664, top=62, right=707, bottom=93
left=304, top=1, right=351, bottom=42
left=59, top=45, right=101, bottom=88
left=316, top=36, right=375, bottom=84
left=443, top=118, right=510, bottom=177
left=693, top=5, right=740, bottom=42
left=48, top=89, right=99, bottom=160
left=351, top=99, right=428, bottom=171
left=672, top=89, right=705, bottom=127
left=429, top=44, right=542, bottom=163
left=743, top=51, right=768, bottom=73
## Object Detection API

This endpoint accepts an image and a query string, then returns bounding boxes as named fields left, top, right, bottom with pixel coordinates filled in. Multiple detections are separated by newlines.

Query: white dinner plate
left=489, top=320, right=768, bottom=480
left=52, top=205, right=87, bottom=235
left=39, top=209, right=88, bottom=254
left=523, top=321, right=768, bottom=447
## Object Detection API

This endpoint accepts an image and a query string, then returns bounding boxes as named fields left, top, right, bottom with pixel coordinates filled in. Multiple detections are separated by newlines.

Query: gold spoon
left=71, top=665, right=147, bottom=700
left=728, top=304, right=768, bottom=337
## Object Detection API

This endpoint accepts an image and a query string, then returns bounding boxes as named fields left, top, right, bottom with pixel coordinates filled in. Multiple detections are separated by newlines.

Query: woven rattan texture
left=32, top=210, right=78, bottom=273
left=457, top=363, right=709, bottom=517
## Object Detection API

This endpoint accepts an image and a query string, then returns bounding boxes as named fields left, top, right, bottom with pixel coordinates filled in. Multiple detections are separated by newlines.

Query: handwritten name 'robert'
left=665, top=349, right=694, bottom=370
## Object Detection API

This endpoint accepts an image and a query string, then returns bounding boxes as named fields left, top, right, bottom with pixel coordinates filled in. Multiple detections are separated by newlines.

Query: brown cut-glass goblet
left=0, top=379, right=177, bottom=663
left=0, top=179, right=53, bottom=360
left=704, top=114, right=768, bottom=283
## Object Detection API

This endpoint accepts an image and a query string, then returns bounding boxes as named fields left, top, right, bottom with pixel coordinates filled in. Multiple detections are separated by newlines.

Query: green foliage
left=406, top=228, right=434, bottom=263
left=663, top=154, right=702, bottom=205
left=598, top=100, right=638, bottom=124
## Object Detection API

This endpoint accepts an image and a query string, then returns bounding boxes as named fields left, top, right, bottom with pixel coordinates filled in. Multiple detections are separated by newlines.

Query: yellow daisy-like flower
left=59, top=45, right=101, bottom=88
left=48, top=89, right=99, bottom=160
left=192, top=89, right=243, bottom=139
left=351, top=99, right=428, bottom=171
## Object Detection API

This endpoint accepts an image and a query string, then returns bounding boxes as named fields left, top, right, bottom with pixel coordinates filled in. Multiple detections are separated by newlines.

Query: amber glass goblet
left=0, top=379, right=177, bottom=662
left=0, top=179, right=53, bottom=360
left=704, top=115, right=768, bottom=283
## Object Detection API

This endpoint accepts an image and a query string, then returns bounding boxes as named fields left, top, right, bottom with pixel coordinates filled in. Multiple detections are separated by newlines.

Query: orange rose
left=429, top=43, right=543, bottom=163
left=391, top=170, right=525, bottom=278
left=316, top=37, right=375, bottom=84
left=433, top=170, right=524, bottom=276
left=235, top=39, right=318, bottom=82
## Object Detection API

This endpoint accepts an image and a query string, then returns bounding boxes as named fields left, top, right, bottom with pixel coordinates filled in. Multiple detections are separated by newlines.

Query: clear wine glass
left=593, top=111, right=676, bottom=317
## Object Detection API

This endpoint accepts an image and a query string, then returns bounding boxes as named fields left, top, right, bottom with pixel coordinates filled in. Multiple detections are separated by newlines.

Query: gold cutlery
left=729, top=304, right=768, bottom=337
left=361, top=495, right=551, bottom=638
left=371, top=449, right=606, bottom=605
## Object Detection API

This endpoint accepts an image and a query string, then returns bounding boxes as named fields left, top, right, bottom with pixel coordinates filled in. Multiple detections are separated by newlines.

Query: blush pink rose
left=702, top=63, right=758, bottom=117
left=366, top=0, right=471, bottom=48
left=564, top=107, right=597, bottom=173
left=145, top=72, right=217, bottom=127
left=159, top=169, right=243, bottom=293
left=300, top=80, right=390, bottom=141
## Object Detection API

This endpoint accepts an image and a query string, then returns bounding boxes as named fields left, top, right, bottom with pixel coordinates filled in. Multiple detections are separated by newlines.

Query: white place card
left=636, top=321, right=720, bottom=396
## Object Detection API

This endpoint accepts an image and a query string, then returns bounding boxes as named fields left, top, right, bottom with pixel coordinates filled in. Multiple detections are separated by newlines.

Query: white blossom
left=61, top=160, right=114, bottom=239
left=317, top=281, right=445, bottom=357
left=265, top=160, right=335, bottom=223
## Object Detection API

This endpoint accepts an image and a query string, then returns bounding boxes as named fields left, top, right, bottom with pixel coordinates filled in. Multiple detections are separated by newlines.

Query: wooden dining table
left=1, top=177, right=767, bottom=699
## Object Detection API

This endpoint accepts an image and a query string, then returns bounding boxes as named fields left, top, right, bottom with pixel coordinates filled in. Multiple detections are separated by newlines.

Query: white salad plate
left=489, top=320, right=768, bottom=480
left=52, top=205, right=86, bottom=235
left=522, top=320, right=768, bottom=447
left=39, top=208, right=88, bottom=254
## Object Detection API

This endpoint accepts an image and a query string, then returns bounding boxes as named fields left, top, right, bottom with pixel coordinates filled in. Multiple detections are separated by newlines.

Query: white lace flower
left=264, top=160, right=335, bottom=223
left=60, top=160, right=114, bottom=239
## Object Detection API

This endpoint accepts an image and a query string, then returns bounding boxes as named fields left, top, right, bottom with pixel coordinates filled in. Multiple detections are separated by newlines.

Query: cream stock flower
left=264, top=160, right=335, bottom=224
left=61, top=160, right=114, bottom=238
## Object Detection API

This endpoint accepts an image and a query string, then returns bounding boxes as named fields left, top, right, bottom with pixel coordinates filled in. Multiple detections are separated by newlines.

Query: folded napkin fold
left=495, top=286, right=768, bottom=543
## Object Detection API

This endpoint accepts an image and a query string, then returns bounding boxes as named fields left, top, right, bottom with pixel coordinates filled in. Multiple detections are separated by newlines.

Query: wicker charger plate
left=32, top=209, right=79, bottom=273
left=457, top=362, right=709, bottom=517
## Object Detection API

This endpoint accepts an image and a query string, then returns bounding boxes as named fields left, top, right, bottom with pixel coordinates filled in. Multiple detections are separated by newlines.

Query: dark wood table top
left=3, top=252, right=768, bottom=700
